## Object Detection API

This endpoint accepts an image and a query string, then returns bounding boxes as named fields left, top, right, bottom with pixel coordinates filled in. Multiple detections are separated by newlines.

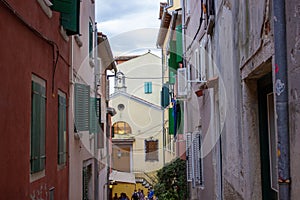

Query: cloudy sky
left=95, top=0, right=165, bottom=56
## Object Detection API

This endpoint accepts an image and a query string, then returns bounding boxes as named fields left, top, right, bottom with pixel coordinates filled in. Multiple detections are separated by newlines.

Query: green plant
left=154, top=158, right=187, bottom=200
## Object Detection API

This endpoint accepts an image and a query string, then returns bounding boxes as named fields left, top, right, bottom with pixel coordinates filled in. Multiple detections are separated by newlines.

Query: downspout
left=94, top=22, right=99, bottom=200
left=273, top=0, right=290, bottom=199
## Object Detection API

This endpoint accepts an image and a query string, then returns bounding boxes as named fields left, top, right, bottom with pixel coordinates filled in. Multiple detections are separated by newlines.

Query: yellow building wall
left=111, top=182, right=135, bottom=198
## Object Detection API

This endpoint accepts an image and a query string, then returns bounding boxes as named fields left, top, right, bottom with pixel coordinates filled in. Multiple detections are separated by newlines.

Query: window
left=82, top=163, right=92, bottom=200
left=51, top=0, right=80, bottom=35
left=145, top=140, right=159, bottom=161
left=112, top=121, right=132, bottom=135
left=161, top=84, right=170, bottom=108
left=58, top=91, right=67, bottom=165
left=89, top=21, right=93, bottom=58
left=89, top=97, right=99, bottom=134
left=30, top=75, right=46, bottom=173
left=144, top=82, right=152, bottom=94
left=168, top=0, right=173, bottom=6
left=186, top=132, right=204, bottom=187
left=74, top=83, right=90, bottom=132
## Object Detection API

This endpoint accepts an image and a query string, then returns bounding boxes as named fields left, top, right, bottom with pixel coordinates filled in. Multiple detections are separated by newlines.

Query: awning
left=109, top=170, right=136, bottom=184
left=97, top=33, right=117, bottom=72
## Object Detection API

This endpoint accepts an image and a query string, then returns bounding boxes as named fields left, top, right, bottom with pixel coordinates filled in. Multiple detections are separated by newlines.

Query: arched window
left=112, top=121, right=132, bottom=135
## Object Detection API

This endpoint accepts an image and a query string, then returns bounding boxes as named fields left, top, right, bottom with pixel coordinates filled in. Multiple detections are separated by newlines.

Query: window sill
left=30, top=170, right=45, bottom=183
left=36, top=0, right=52, bottom=18
left=57, top=163, right=66, bottom=171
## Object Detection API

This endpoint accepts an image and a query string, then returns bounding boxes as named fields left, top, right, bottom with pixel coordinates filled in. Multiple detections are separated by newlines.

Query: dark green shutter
left=74, top=83, right=90, bottom=131
left=168, top=40, right=177, bottom=71
left=58, top=94, right=67, bottom=165
left=177, top=101, right=183, bottom=134
left=89, top=21, right=93, bottom=56
left=31, top=81, right=46, bottom=173
left=169, top=108, right=174, bottom=135
left=176, top=25, right=183, bottom=63
left=161, top=84, right=170, bottom=108
left=51, top=0, right=80, bottom=35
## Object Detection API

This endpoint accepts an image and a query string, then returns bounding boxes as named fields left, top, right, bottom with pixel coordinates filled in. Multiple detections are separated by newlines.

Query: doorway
left=257, top=73, right=278, bottom=200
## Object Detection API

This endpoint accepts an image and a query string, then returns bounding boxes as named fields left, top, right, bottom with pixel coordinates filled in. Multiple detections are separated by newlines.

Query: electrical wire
left=0, top=0, right=68, bottom=95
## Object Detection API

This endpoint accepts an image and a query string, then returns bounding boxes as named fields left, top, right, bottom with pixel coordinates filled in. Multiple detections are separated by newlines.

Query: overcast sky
left=95, top=0, right=165, bottom=57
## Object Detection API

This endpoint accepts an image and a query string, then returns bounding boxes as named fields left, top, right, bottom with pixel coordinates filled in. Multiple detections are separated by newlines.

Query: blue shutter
left=144, top=82, right=152, bottom=94
left=74, top=83, right=90, bottom=131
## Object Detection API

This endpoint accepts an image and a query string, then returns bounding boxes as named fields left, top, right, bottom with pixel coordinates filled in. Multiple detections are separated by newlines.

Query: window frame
left=145, top=139, right=159, bottom=161
left=112, top=121, right=132, bottom=135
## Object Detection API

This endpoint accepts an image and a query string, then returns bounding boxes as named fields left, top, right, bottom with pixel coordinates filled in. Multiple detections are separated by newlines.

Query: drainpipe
left=273, top=0, right=290, bottom=199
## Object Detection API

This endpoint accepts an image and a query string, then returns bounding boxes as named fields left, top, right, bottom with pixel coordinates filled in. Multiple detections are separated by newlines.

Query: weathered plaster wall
left=286, top=0, right=300, bottom=198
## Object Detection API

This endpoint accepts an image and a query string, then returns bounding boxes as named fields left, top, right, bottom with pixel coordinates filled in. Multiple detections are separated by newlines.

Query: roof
left=97, top=32, right=117, bottom=72
left=109, top=170, right=136, bottom=184
left=110, top=91, right=162, bottom=111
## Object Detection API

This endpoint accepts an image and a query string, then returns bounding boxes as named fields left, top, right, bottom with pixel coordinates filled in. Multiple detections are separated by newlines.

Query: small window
left=58, top=90, right=67, bottom=165
left=89, top=21, right=94, bottom=58
left=113, top=121, right=132, bottom=135
left=144, top=82, right=152, bottom=94
left=30, top=75, right=46, bottom=173
left=145, top=140, right=159, bottom=161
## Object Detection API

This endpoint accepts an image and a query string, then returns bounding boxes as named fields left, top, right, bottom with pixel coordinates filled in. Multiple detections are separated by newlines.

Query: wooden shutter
left=31, top=81, right=46, bottom=173
left=58, top=94, right=67, bottom=165
left=176, top=25, right=183, bottom=63
left=186, top=133, right=193, bottom=181
left=89, top=97, right=98, bottom=134
left=161, top=84, right=170, bottom=108
left=74, top=83, right=90, bottom=131
left=51, top=0, right=80, bottom=35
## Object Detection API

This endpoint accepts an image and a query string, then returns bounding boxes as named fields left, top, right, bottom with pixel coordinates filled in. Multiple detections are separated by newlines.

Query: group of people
left=113, top=189, right=156, bottom=200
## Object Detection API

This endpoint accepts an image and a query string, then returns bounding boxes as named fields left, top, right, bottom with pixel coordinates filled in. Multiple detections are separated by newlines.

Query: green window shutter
left=169, top=70, right=176, bottom=85
left=169, top=108, right=174, bottom=135
left=176, top=25, right=183, bottom=63
left=31, top=81, right=46, bottom=173
left=58, top=94, right=67, bottom=165
left=168, top=40, right=177, bottom=71
left=51, top=0, right=80, bottom=36
left=89, top=97, right=98, bottom=134
left=74, top=83, right=90, bottom=131
left=51, top=0, right=72, bottom=13
left=160, top=84, right=170, bottom=108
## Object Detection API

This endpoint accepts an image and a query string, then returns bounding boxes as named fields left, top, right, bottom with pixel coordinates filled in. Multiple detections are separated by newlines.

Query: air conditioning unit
left=177, top=68, right=188, bottom=97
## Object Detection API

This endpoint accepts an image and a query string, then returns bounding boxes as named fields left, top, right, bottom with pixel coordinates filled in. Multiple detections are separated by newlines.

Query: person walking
left=131, top=189, right=139, bottom=200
